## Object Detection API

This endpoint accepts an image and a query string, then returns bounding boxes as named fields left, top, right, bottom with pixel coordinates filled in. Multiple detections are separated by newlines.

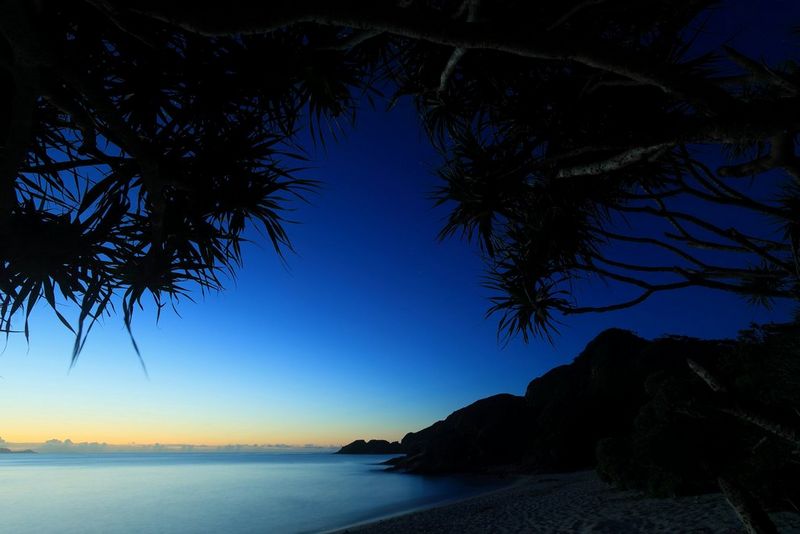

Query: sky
left=0, top=1, right=798, bottom=448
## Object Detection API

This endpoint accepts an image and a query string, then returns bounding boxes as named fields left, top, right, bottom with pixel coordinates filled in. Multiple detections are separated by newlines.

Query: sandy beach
left=334, top=471, right=800, bottom=533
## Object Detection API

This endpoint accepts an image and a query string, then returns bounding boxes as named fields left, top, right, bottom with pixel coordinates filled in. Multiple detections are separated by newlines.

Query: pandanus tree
left=1, top=1, right=800, bottom=530
left=0, top=0, right=374, bottom=359
left=387, top=1, right=800, bottom=341
left=3, top=0, right=798, bottom=347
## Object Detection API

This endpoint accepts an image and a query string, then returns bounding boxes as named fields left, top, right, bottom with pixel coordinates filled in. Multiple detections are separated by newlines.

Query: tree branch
left=547, top=0, right=607, bottom=31
left=590, top=254, right=776, bottom=281
left=83, top=0, right=158, bottom=48
left=718, top=133, right=800, bottom=179
left=556, top=143, right=672, bottom=178
left=680, top=154, right=783, bottom=216
left=688, top=359, right=800, bottom=448
left=618, top=203, right=793, bottom=270
left=325, top=29, right=383, bottom=51
left=663, top=175, right=784, bottom=217
left=565, top=281, right=694, bottom=314
left=721, top=406, right=800, bottom=449
left=599, top=230, right=714, bottom=268
left=718, top=477, right=779, bottom=534
left=128, top=1, right=731, bottom=109
left=438, top=0, right=479, bottom=92
left=686, top=358, right=727, bottom=392
left=724, top=45, right=798, bottom=96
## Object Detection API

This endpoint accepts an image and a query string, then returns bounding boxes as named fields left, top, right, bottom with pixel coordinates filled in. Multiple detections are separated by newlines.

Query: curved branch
left=680, top=154, right=782, bottom=216
left=618, top=203, right=793, bottom=270
left=438, top=0, right=478, bottom=92
left=547, top=0, right=607, bottom=31
left=325, top=29, right=383, bottom=51
left=688, top=359, right=800, bottom=448
left=718, top=133, right=800, bottom=179
left=687, top=359, right=727, bottom=392
left=724, top=45, right=798, bottom=96
left=718, top=477, right=779, bottom=534
left=588, top=254, right=777, bottom=281
left=129, top=1, right=731, bottom=108
left=663, top=176, right=784, bottom=217
left=556, top=143, right=672, bottom=178
left=565, top=280, right=694, bottom=314
left=598, top=229, right=710, bottom=267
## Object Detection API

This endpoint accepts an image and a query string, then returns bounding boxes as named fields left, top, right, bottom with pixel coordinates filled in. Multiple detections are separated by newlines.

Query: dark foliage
left=388, top=1, right=800, bottom=340
left=0, top=1, right=376, bottom=358
left=3, top=1, right=800, bottom=353
left=596, top=323, right=800, bottom=509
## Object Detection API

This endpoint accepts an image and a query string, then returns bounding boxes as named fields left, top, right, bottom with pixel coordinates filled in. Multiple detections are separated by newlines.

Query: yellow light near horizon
left=0, top=349, right=420, bottom=449
left=0, top=415, right=408, bottom=447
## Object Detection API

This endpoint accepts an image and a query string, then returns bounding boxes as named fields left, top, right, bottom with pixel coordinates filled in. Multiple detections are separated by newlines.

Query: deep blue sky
left=0, top=0, right=797, bottom=447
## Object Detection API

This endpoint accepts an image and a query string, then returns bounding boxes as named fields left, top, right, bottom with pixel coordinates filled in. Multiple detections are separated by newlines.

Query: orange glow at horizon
left=0, top=420, right=409, bottom=447
left=1, top=394, right=415, bottom=446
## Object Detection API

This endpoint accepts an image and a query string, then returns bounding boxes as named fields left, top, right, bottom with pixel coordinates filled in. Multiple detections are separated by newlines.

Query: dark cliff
left=388, top=328, right=726, bottom=474
left=384, top=325, right=800, bottom=508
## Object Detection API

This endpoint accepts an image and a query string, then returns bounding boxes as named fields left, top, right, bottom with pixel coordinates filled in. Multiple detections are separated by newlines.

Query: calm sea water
left=0, top=452, right=504, bottom=533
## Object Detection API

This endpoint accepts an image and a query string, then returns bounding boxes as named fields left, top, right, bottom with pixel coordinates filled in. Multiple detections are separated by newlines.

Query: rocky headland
left=340, top=325, right=800, bottom=518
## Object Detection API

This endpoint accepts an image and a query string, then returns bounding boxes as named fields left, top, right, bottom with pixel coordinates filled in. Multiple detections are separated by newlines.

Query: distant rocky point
left=0, top=447, right=35, bottom=454
left=335, top=439, right=405, bottom=455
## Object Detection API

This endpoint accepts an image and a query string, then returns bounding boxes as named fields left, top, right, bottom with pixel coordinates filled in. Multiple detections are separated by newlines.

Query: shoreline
left=322, top=475, right=528, bottom=534
left=330, top=470, right=800, bottom=533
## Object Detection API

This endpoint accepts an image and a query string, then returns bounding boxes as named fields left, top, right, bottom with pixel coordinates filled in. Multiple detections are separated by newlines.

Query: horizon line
left=1, top=438, right=344, bottom=451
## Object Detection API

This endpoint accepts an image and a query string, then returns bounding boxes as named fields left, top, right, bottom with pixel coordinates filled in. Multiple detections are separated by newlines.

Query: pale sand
left=333, top=471, right=800, bottom=533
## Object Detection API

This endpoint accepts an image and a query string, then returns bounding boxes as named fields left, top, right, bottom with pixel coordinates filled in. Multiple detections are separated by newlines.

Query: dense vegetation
left=596, top=324, right=800, bottom=511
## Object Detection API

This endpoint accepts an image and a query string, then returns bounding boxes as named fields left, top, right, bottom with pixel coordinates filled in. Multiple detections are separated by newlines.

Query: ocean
left=0, top=452, right=504, bottom=533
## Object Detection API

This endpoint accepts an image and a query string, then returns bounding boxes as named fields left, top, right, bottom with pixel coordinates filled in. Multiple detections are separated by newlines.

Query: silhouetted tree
left=0, top=0, right=375, bottom=359
left=111, top=1, right=800, bottom=338
left=384, top=1, right=800, bottom=342
left=4, top=1, right=799, bottom=353
left=3, top=1, right=800, bottom=530
left=0, top=0, right=800, bottom=347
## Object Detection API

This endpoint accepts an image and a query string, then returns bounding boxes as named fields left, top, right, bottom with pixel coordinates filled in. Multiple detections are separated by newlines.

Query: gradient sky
left=0, top=1, right=797, bottom=447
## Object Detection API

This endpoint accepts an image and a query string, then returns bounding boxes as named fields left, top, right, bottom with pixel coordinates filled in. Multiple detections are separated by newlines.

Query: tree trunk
left=718, top=477, right=778, bottom=534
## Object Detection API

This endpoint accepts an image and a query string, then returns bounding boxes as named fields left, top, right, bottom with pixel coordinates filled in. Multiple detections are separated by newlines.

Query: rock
left=520, top=329, right=721, bottom=471
left=375, top=325, right=800, bottom=512
left=336, top=439, right=405, bottom=455
left=389, top=328, right=725, bottom=474
left=392, top=393, right=532, bottom=473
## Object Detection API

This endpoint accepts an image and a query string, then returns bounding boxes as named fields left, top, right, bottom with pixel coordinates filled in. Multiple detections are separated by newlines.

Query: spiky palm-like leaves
left=0, top=1, right=370, bottom=359
left=383, top=0, right=800, bottom=341
left=3, top=0, right=800, bottom=352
